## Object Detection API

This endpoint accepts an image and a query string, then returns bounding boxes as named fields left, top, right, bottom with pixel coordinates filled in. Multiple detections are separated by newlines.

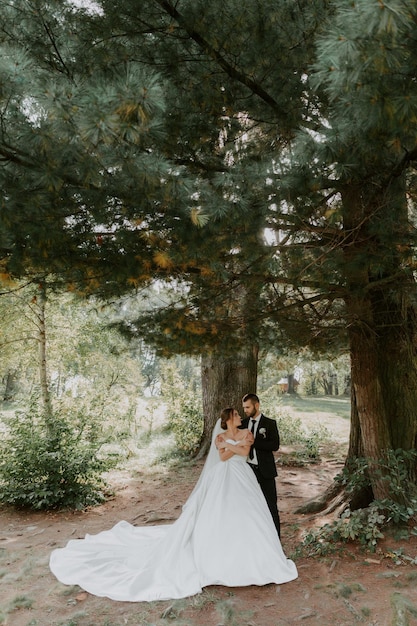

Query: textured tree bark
left=37, top=283, right=53, bottom=418
left=196, top=343, right=258, bottom=458
left=342, top=182, right=409, bottom=501
left=3, top=370, right=18, bottom=402
left=298, top=180, right=417, bottom=514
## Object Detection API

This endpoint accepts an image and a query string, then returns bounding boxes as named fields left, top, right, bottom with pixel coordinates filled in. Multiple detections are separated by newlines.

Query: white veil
left=185, top=418, right=223, bottom=504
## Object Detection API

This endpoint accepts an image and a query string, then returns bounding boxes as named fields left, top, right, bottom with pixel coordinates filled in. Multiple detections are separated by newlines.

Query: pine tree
left=84, top=0, right=325, bottom=449
left=283, top=0, right=417, bottom=507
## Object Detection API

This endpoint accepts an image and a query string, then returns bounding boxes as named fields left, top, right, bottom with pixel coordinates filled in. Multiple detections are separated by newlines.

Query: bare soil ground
left=1, top=401, right=417, bottom=626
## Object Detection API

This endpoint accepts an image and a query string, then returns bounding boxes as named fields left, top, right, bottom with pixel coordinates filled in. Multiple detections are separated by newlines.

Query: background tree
left=279, top=0, right=417, bottom=508
left=84, top=0, right=327, bottom=451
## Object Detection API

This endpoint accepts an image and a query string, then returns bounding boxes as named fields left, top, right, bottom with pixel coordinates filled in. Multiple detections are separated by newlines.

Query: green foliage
left=300, top=504, right=386, bottom=556
left=337, top=449, right=417, bottom=513
left=302, top=425, right=331, bottom=460
left=169, top=393, right=204, bottom=456
left=216, top=599, right=246, bottom=626
left=7, top=595, right=33, bottom=610
left=277, top=412, right=306, bottom=444
left=160, top=361, right=203, bottom=456
left=0, top=401, right=118, bottom=510
left=261, top=388, right=331, bottom=461
left=300, top=449, right=417, bottom=555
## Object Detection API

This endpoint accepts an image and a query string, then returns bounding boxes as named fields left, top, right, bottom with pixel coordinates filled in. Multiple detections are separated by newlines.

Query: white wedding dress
left=49, top=423, right=298, bottom=602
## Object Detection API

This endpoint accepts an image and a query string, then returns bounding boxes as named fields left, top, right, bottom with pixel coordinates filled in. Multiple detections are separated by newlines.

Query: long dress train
left=49, top=431, right=298, bottom=602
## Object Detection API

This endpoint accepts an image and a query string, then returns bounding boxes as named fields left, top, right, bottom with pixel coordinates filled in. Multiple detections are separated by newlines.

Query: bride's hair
left=220, top=407, right=234, bottom=430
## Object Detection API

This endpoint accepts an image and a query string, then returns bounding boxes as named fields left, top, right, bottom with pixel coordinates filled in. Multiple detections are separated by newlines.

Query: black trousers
left=249, top=464, right=281, bottom=538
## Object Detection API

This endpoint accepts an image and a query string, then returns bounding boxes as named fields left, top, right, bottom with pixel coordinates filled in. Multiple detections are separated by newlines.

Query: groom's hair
left=242, top=393, right=259, bottom=404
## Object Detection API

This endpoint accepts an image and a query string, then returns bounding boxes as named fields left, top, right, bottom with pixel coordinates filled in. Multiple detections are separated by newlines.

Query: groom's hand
left=244, top=431, right=254, bottom=445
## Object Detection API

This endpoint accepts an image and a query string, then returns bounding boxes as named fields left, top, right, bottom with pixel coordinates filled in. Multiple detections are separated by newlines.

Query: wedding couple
left=49, top=393, right=298, bottom=602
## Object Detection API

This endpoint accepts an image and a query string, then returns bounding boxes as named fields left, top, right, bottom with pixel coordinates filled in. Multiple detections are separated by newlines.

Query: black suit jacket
left=241, top=414, right=280, bottom=479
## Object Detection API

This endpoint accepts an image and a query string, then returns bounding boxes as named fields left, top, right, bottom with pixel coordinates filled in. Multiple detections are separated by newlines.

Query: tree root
left=295, top=481, right=343, bottom=515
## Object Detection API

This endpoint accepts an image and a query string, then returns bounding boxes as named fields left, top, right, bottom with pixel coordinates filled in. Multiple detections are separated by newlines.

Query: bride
left=49, top=407, right=298, bottom=602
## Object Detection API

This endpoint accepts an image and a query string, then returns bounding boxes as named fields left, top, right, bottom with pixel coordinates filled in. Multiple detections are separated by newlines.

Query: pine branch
left=174, top=156, right=229, bottom=173
left=153, top=0, right=288, bottom=120
left=40, top=16, right=73, bottom=78
left=391, top=146, right=417, bottom=179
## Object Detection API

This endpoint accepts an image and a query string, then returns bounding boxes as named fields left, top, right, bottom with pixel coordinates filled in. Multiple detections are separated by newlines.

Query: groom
left=241, top=393, right=281, bottom=538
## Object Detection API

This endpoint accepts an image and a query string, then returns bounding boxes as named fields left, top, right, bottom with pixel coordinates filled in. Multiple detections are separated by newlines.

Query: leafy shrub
left=300, top=503, right=388, bottom=556
left=261, top=387, right=331, bottom=461
left=0, top=402, right=118, bottom=510
left=169, top=393, right=203, bottom=456
left=275, top=412, right=306, bottom=444
left=300, top=449, right=417, bottom=555
left=160, top=362, right=203, bottom=456
left=336, top=449, right=417, bottom=513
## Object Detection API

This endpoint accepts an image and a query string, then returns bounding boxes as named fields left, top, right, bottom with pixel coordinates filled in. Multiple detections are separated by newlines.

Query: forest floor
left=1, top=396, right=417, bottom=626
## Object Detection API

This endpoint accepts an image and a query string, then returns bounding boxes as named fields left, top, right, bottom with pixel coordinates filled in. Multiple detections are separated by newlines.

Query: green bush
left=261, top=386, right=331, bottom=460
left=275, top=412, right=306, bottom=444
left=0, top=403, right=118, bottom=510
left=169, top=393, right=203, bottom=456
left=299, top=449, right=417, bottom=555
left=160, top=361, right=203, bottom=456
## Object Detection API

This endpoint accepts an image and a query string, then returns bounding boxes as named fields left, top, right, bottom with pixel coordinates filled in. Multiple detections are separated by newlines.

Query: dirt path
left=1, top=410, right=417, bottom=625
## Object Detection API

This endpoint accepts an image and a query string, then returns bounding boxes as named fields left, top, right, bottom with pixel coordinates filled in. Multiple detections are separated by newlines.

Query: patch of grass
left=57, top=612, right=88, bottom=626
left=0, top=550, right=18, bottom=568
left=160, top=600, right=185, bottom=620
left=124, top=612, right=153, bottom=626
left=337, top=583, right=353, bottom=598
left=187, top=588, right=221, bottom=609
left=393, top=580, right=406, bottom=588
left=57, top=584, right=82, bottom=597
left=19, top=557, right=36, bottom=578
left=8, top=594, right=34, bottom=610
left=215, top=598, right=254, bottom=626
left=391, top=592, right=417, bottom=620
left=279, top=394, right=351, bottom=419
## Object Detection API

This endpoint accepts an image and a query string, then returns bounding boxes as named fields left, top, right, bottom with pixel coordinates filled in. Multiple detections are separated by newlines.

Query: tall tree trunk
left=346, top=293, right=392, bottom=500
left=196, top=254, right=263, bottom=458
left=287, top=373, right=296, bottom=394
left=342, top=181, right=414, bottom=501
left=196, top=343, right=258, bottom=458
left=3, top=369, right=18, bottom=401
left=37, top=283, right=52, bottom=417
left=298, top=178, right=417, bottom=514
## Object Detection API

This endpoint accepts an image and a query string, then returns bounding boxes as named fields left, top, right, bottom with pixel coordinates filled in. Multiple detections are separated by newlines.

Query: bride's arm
left=219, top=438, right=251, bottom=461
left=218, top=436, right=234, bottom=461
left=230, top=442, right=251, bottom=457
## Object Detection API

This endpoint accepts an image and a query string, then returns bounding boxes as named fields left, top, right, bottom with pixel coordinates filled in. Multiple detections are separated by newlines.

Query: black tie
left=249, top=419, right=256, bottom=460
